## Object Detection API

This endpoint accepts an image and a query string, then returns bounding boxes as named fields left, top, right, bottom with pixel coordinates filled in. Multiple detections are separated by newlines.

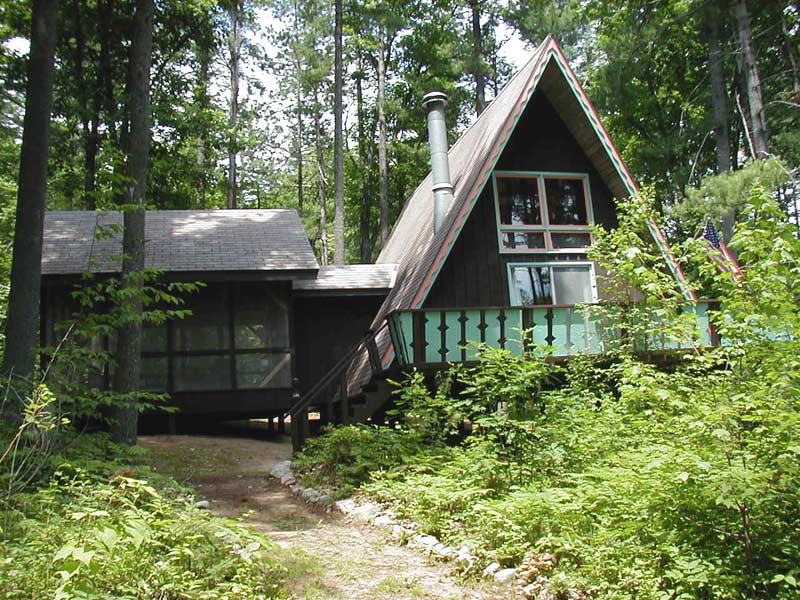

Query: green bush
left=292, top=424, right=433, bottom=498
left=1, top=468, right=288, bottom=600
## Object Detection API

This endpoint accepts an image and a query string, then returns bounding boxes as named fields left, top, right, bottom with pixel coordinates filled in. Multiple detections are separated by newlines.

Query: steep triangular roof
left=349, top=36, right=693, bottom=392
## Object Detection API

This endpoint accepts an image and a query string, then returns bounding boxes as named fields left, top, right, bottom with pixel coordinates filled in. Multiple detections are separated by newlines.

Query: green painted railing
left=387, top=302, right=718, bottom=366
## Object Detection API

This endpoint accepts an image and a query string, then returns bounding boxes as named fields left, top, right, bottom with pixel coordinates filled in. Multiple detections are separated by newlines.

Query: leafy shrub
left=1, top=468, right=288, bottom=599
left=293, top=423, right=432, bottom=498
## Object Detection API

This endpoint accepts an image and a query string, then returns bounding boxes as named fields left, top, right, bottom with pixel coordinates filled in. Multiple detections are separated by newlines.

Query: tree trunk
left=708, top=0, right=731, bottom=175
left=781, top=8, right=800, bottom=97
left=355, top=51, right=375, bottom=263
left=2, top=0, right=59, bottom=397
left=196, top=42, right=210, bottom=209
left=470, top=0, right=486, bottom=116
left=98, top=0, right=117, bottom=144
left=707, top=0, right=734, bottom=242
left=111, top=0, right=153, bottom=446
left=227, top=3, right=241, bottom=209
left=314, top=86, right=329, bottom=266
left=733, top=0, right=769, bottom=158
left=293, top=0, right=304, bottom=211
left=72, top=0, right=99, bottom=210
left=377, top=26, right=390, bottom=248
left=333, top=0, right=345, bottom=264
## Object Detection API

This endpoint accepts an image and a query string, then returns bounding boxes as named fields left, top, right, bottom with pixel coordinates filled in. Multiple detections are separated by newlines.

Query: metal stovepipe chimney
left=422, top=91, right=453, bottom=233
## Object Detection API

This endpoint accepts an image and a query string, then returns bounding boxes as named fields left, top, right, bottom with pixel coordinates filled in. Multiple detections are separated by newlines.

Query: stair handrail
left=285, top=320, right=388, bottom=419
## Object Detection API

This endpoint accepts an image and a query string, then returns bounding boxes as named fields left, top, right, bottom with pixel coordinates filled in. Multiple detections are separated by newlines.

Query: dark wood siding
left=293, top=295, right=386, bottom=396
left=425, top=91, right=618, bottom=309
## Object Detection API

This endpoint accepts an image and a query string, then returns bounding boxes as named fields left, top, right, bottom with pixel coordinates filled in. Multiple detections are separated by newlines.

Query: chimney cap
left=422, top=91, right=448, bottom=108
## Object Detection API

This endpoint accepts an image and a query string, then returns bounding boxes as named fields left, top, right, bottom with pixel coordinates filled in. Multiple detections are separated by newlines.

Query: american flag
left=702, top=219, right=743, bottom=279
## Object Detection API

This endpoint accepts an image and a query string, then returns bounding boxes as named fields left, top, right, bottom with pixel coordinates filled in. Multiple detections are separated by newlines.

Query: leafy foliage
left=292, top=423, right=431, bottom=498
left=1, top=468, right=288, bottom=599
left=296, top=186, right=800, bottom=598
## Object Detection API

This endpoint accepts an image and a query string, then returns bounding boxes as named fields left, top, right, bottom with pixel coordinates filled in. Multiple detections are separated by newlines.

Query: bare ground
left=139, top=431, right=507, bottom=600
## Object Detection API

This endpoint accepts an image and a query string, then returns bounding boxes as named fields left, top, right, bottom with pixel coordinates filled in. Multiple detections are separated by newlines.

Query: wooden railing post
left=412, top=311, right=426, bottom=364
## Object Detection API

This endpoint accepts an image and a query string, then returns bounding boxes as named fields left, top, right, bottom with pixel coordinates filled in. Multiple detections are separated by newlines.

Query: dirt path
left=139, top=432, right=503, bottom=600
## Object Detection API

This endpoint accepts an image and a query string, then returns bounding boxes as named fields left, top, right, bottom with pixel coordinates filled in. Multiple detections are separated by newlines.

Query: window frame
left=506, top=261, right=598, bottom=306
left=493, top=170, right=595, bottom=254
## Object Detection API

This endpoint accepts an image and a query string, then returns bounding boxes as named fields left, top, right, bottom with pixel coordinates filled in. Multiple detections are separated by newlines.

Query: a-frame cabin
left=287, top=37, right=714, bottom=445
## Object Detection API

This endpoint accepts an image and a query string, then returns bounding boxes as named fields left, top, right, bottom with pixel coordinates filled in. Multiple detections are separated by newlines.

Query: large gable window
left=494, top=172, right=593, bottom=253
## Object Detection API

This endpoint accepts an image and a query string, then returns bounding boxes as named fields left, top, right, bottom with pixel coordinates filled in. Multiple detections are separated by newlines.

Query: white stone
left=455, top=546, right=475, bottom=567
left=302, top=488, right=320, bottom=502
left=349, top=502, right=381, bottom=521
left=270, top=460, right=292, bottom=478
left=456, top=553, right=475, bottom=567
left=288, top=484, right=302, bottom=495
left=280, top=474, right=296, bottom=486
left=334, top=498, right=356, bottom=514
left=433, top=543, right=454, bottom=557
left=493, top=568, right=518, bottom=586
left=373, top=515, right=395, bottom=527
left=413, top=534, right=439, bottom=548
left=390, top=524, right=404, bottom=539
left=482, top=562, right=501, bottom=577
left=194, top=500, right=210, bottom=509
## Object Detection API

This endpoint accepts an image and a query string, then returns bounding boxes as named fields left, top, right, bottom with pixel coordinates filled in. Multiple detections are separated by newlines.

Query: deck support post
left=290, top=413, right=306, bottom=453
left=340, top=377, right=350, bottom=425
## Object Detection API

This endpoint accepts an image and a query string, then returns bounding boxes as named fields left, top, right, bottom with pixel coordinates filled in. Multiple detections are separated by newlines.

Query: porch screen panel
left=173, top=286, right=230, bottom=351
left=236, top=352, right=292, bottom=389
left=174, top=355, right=232, bottom=391
left=234, top=285, right=289, bottom=349
left=141, top=357, right=168, bottom=391
left=142, top=322, right=167, bottom=353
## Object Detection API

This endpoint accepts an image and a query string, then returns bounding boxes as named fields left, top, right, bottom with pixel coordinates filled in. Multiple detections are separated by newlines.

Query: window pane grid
left=495, top=173, right=592, bottom=253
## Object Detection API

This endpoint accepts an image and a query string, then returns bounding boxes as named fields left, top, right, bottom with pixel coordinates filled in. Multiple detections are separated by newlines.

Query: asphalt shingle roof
left=42, top=209, right=319, bottom=275
left=294, top=264, right=397, bottom=293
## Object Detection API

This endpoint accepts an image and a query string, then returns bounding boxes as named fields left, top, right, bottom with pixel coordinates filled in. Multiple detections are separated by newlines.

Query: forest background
left=1, top=0, right=798, bottom=275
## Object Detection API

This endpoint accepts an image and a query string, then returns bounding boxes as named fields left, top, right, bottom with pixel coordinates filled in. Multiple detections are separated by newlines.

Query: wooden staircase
left=286, top=323, right=392, bottom=452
